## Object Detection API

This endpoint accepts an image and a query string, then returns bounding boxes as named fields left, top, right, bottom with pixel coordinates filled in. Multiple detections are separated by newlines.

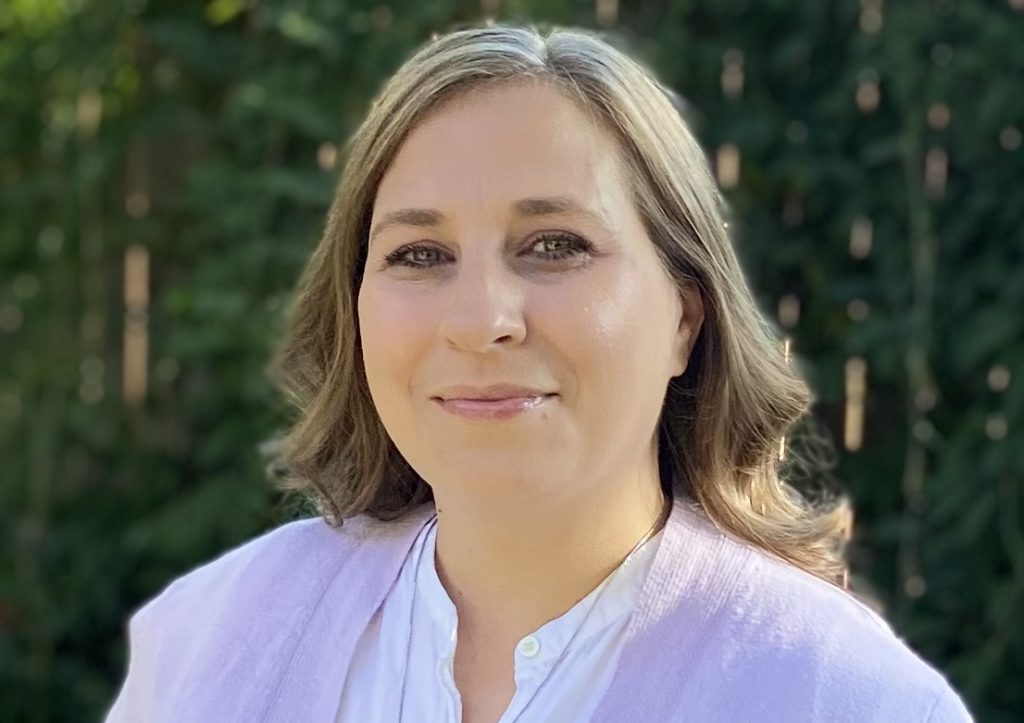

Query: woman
left=105, top=22, right=972, bottom=723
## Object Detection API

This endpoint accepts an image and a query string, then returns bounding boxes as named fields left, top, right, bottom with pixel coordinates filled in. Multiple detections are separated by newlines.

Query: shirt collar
left=414, top=514, right=664, bottom=670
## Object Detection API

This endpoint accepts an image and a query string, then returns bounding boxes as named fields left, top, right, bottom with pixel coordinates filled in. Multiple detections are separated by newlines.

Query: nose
left=438, top=255, right=527, bottom=353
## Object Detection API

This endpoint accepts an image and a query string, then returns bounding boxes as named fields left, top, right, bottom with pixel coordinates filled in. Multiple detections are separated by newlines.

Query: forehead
left=374, top=81, right=631, bottom=220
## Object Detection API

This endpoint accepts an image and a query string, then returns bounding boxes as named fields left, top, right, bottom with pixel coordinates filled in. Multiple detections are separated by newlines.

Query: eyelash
left=382, top=232, right=593, bottom=269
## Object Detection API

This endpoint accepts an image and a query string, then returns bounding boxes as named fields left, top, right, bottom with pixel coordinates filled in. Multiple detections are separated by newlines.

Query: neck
left=431, top=475, right=670, bottom=641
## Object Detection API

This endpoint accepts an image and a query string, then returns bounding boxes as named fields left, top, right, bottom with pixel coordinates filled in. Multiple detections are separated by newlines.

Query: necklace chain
left=396, top=494, right=672, bottom=723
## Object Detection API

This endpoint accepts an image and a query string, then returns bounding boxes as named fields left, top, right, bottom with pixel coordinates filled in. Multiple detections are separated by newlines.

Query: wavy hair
left=266, top=22, right=852, bottom=588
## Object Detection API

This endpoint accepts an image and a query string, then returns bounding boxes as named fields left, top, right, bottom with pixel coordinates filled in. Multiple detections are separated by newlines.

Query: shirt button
left=517, top=636, right=541, bottom=658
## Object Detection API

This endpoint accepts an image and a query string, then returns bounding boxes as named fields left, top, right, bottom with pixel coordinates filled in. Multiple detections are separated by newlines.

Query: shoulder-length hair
left=267, top=22, right=852, bottom=588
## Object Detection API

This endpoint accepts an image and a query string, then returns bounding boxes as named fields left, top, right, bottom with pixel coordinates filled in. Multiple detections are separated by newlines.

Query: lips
left=432, top=393, right=557, bottom=420
left=432, top=383, right=556, bottom=402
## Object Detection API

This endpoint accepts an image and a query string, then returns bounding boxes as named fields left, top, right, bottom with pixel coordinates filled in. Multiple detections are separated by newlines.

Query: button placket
left=437, top=624, right=457, bottom=676
left=436, top=626, right=460, bottom=721
left=517, top=635, right=541, bottom=658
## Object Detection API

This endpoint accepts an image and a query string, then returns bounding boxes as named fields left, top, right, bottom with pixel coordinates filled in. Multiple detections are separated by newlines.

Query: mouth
left=431, top=393, right=557, bottom=420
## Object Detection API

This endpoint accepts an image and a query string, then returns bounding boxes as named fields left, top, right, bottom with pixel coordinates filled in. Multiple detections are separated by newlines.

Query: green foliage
left=1, top=1, right=1021, bottom=720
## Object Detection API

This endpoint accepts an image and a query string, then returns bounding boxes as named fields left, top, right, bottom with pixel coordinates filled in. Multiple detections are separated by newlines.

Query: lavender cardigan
left=104, top=496, right=973, bottom=722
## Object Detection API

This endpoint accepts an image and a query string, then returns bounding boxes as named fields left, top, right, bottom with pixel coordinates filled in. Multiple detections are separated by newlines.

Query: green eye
left=383, top=232, right=593, bottom=269
left=532, top=233, right=585, bottom=259
left=383, top=244, right=448, bottom=269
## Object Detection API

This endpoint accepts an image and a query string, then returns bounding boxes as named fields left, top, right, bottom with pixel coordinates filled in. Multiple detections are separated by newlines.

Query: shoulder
left=133, top=507, right=428, bottom=626
left=138, top=516, right=356, bottom=620
left=104, top=507, right=433, bottom=721
left=709, top=541, right=972, bottom=721
left=124, top=514, right=364, bottom=666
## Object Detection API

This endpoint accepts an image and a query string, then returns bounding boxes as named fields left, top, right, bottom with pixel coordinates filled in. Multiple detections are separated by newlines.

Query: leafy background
left=1, top=0, right=1021, bottom=720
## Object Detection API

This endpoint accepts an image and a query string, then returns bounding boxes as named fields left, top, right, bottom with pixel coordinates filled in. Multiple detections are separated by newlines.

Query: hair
left=266, top=21, right=853, bottom=588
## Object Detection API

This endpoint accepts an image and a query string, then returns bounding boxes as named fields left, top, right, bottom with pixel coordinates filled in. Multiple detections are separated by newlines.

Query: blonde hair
left=267, top=22, right=852, bottom=588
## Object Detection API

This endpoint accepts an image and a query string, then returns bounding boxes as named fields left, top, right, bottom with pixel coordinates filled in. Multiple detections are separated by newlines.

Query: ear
left=672, top=280, right=705, bottom=378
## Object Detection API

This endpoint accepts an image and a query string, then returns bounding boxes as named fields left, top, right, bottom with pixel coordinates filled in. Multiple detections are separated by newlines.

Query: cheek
left=534, top=267, right=648, bottom=393
left=571, top=267, right=645, bottom=350
left=358, top=281, right=436, bottom=393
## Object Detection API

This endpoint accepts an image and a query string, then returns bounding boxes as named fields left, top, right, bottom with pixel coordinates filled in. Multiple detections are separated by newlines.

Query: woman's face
left=358, top=80, right=703, bottom=507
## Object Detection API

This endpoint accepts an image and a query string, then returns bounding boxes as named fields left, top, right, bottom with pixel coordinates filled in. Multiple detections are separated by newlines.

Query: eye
left=381, top=232, right=594, bottom=270
left=383, top=244, right=449, bottom=269
left=528, top=232, right=593, bottom=261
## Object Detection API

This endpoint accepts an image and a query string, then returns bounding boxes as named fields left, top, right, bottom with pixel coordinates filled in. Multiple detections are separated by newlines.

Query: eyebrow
left=368, top=196, right=609, bottom=244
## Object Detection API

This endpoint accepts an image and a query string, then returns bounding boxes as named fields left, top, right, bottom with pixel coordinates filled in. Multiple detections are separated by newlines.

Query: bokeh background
left=2, top=0, right=1022, bottom=720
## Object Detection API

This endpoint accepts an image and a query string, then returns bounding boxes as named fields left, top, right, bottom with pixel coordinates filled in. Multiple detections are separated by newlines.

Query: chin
left=432, top=459, right=547, bottom=491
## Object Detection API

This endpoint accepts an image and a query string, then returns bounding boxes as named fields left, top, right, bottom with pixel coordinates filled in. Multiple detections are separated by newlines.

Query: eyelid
left=382, top=231, right=594, bottom=269
left=382, top=242, right=454, bottom=267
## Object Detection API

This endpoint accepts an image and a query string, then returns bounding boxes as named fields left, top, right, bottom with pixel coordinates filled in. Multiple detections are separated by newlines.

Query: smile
left=432, top=393, right=557, bottom=420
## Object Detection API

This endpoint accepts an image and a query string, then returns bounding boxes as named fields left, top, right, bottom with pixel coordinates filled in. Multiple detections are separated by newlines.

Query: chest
left=335, top=587, right=636, bottom=723
left=451, top=632, right=517, bottom=723
left=333, top=518, right=663, bottom=723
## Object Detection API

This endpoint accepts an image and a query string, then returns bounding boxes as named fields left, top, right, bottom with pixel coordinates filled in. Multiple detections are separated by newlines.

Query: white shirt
left=336, top=514, right=663, bottom=722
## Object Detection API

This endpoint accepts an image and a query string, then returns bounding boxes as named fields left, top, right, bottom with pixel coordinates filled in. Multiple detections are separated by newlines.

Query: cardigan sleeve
left=102, top=600, right=159, bottom=722
left=924, top=682, right=974, bottom=723
left=96, top=513, right=417, bottom=722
